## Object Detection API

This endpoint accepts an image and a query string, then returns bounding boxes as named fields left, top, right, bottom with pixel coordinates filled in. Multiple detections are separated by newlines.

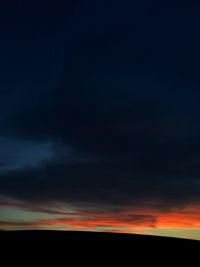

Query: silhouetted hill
left=1, top=230, right=199, bottom=262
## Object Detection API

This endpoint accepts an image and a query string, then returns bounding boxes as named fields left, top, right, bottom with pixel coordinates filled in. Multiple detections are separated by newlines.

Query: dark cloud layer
left=0, top=0, right=200, bottom=212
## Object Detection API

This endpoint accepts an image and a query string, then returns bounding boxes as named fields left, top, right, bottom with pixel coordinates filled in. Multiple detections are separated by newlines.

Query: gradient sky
left=0, top=0, right=200, bottom=240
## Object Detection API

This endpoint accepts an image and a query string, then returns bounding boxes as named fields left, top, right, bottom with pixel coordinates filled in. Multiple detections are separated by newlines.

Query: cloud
left=0, top=203, right=199, bottom=232
left=0, top=137, right=55, bottom=171
left=0, top=209, right=157, bottom=230
left=0, top=158, right=199, bottom=213
left=0, top=0, right=200, bottom=220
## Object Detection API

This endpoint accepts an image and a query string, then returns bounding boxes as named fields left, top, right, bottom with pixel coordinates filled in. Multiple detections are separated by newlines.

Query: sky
left=0, top=0, right=200, bottom=240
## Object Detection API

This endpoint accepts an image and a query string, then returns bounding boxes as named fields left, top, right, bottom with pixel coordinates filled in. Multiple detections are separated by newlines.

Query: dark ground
left=0, top=231, right=199, bottom=263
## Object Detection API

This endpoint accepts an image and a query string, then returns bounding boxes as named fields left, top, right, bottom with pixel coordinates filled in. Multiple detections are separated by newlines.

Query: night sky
left=0, top=0, right=200, bottom=240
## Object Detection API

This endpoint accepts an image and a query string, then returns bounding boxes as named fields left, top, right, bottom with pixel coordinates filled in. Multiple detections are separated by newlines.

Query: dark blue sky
left=0, top=1, right=200, bottom=237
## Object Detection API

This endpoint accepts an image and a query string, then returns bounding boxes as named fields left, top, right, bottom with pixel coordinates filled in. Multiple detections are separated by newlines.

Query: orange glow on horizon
left=0, top=204, right=199, bottom=239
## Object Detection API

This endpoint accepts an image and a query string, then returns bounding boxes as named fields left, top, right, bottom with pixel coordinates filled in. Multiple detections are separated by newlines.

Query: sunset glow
left=0, top=203, right=199, bottom=240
